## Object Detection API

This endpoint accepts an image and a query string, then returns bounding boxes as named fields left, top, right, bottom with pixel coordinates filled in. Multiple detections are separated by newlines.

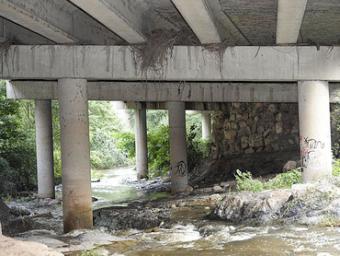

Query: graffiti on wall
left=301, top=137, right=325, bottom=169
left=175, top=161, right=187, bottom=177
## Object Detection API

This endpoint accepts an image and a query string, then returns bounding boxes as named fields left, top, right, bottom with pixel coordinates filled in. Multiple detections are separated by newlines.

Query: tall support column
left=201, top=112, right=212, bottom=140
left=298, top=81, right=332, bottom=183
left=35, top=100, right=54, bottom=199
left=135, top=103, right=148, bottom=180
left=168, top=102, right=188, bottom=193
left=58, top=79, right=93, bottom=233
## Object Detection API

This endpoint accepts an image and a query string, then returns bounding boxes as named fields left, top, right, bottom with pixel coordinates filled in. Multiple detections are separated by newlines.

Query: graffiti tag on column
left=176, top=161, right=187, bottom=176
left=301, top=137, right=325, bottom=169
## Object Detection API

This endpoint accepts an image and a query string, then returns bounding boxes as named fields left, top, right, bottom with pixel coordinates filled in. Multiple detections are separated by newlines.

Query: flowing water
left=87, top=168, right=340, bottom=256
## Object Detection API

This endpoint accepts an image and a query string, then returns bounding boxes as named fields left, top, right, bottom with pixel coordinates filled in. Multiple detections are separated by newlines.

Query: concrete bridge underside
left=1, top=0, right=340, bottom=233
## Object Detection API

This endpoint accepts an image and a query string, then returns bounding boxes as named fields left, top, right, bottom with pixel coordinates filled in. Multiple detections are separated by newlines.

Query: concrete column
left=298, top=81, right=332, bottom=183
left=35, top=100, right=54, bottom=199
left=201, top=112, right=212, bottom=140
left=168, top=101, right=188, bottom=193
left=58, top=79, right=93, bottom=233
left=135, top=103, right=148, bottom=179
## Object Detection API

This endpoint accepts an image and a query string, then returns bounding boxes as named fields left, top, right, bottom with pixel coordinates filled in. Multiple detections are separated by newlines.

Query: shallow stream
left=75, top=168, right=340, bottom=256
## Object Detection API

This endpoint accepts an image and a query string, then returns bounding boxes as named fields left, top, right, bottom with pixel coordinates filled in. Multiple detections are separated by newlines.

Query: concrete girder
left=276, top=0, right=308, bottom=44
left=6, top=81, right=340, bottom=103
left=0, top=0, right=75, bottom=43
left=0, top=0, right=121, bottom=44
left=171, top=0, right=221, bottom=44
left=4, top=46, right=340, bottom=81
left=0, top=17, right=52, bottom=44
left=68, top=0, right=146, bottom=44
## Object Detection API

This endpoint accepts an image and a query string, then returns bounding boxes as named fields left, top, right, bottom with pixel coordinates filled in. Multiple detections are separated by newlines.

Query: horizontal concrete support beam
left=69, top=0, right=146, bottom=43
left=0, top=0, right=75, bottom=43
left=171, top=0, right=221, bottom=44
left=6, top=81, right=340, bottom=103
left=3, top=46, right=340, bottom=81
left=276, top=0, right=307, bottom=44
left=0, top=0, right=121, bottom=44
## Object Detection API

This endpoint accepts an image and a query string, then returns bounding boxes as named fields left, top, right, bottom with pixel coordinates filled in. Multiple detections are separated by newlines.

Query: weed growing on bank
left=333, top=159, right=340, bottom=176
left=235, top=169, right=302, bottom=192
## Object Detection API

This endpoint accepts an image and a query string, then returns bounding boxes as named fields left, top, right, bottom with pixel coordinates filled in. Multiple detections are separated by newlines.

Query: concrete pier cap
left=58, top=78, right=93, bottom=233
left=298, top=80, right=333, bottom=183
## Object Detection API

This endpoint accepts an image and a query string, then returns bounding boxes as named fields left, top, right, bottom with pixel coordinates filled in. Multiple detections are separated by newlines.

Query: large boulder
left=0, top=235, right=62, bottom=256
left=213, top=177, right=340, bottom=225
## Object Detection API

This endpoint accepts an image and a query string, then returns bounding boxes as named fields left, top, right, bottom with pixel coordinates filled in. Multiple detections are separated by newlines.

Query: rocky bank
left=213, top=177, right=340, bottom=226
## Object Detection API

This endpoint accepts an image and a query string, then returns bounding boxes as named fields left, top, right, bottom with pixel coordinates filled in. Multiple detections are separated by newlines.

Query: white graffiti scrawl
left=301, top=137, right=325, bottom=169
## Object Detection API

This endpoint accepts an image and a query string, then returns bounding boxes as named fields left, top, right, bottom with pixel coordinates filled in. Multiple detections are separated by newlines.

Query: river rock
left=93, top=207, right=171, bottom=230
left=0, top=235, right=63, bottom=256
left=213, top=177, right=340, bottom=225
left=282, top=160, right=297, bottom=171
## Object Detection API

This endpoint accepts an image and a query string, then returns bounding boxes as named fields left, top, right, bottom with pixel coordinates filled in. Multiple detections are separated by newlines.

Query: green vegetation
left=116, top=114, right=211, bottom=178
left=235, top=169, right=302, bottom=192
left=333, top=159, right=340, bottom=176
left=0, top=81, right=36, bottom=195
left=89, top=101, right=127, bottom=169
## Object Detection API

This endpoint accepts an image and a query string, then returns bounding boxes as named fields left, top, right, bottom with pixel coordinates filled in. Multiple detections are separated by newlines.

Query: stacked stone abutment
left=199, top=103, right=300, bottom=184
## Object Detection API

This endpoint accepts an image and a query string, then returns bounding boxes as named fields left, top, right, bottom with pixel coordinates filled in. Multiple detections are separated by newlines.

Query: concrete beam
left=0, top=0, right=75, bottom=43
left=0, top=0, right=121, bottom=45
left=0, top=17, right=52, bottom=44
left=7, top=81, right=340, bottom=103
left=276, top=0, right=308, bottom=44
left=69, top=0, right=146, bottom=44
left=171, top=0, right=221, bottom=44
left=4, top=46, right=340, bottom=81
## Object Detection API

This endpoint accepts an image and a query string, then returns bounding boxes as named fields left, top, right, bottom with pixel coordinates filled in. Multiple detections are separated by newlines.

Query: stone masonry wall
left=191, top=103, right=339, bottom=186
left=196, top=103, right=300, bottom=185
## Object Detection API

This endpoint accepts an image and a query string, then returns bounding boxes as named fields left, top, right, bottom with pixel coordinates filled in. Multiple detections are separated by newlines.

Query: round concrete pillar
left=35, top=100, right=54, bottom=199
left=135, top=103, right=148, bottom=179
left=58, top=79, right=93, bottom=233
left=298, top=81, right=332, bottom=183
left=168, top=101, right=188, bottom=193
left=202, top=112, right=212, bottom=140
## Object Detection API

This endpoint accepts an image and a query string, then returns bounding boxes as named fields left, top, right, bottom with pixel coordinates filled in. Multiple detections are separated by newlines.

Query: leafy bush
left=0, top=81, right=37, bottom=195
left=235, top=170, right=264, bottom=192
left=89, top=101, right=129, bottom=169
left=114, top=131, right=135, bottom=161
left=115, top=123, right=211, bottom=179
left=235, top=169, right=302, bottom=192
left=147, top=125, right=170, bottom=178
left=333, top=159, right=340, bottom=176
left=187, top=124, right=211, bottom=172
